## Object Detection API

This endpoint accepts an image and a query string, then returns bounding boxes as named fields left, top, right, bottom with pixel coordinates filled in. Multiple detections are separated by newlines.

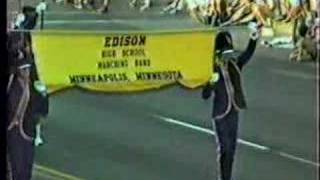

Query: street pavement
left=8, top=0, right=319, bottom=180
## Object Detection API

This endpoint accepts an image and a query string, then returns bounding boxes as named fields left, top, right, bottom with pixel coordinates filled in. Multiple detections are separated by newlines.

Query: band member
left=7, top=30, right=34, bottom=180
left=7, top=4, right=47, bottom=180
left=201, top=23, right=261, bottom=180
left=7, top=31, right=32, bottom=179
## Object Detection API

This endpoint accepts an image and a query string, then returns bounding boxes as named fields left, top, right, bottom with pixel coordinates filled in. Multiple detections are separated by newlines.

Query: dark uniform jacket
left=202, top=38, right=257, bottom=119
left=7, top=31, right=49, bottom=139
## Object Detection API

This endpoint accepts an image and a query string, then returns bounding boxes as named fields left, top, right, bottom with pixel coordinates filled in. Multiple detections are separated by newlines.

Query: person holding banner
left=201, top=23, right=261, bottom=180
left=7, top=50, right=33, bottom=180
left=7, top=4, right=47, bottom=180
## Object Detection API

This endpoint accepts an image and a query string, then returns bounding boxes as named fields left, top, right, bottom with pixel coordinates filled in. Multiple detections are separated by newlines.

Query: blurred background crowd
left=46, top=0, right=320, bottom=61
left=48, top=0, right=317, bottom=26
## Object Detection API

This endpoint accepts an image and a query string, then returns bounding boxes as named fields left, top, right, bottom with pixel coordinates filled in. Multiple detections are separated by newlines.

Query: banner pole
left=40, top=0, right=45, bottom=30
left=18, top=0, right=22, bottom=12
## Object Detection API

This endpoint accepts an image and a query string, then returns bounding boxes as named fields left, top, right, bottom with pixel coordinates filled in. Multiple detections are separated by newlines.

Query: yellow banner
left=31, top=30, right=216, bottom=92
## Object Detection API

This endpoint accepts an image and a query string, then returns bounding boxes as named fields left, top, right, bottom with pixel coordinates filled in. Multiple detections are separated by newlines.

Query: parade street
left=11, top=0, right=318, bottom=179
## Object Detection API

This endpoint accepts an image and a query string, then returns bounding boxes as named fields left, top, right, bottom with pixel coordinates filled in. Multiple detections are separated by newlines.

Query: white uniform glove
left=36, top=2, right=47, bottom=14
left=248, top=22, right=261, bottom=40
left=34, top=81, right=48, bottom=96
left=15, top=13, right=25, bottom=27
left=209, top=72, right=219, bottom=85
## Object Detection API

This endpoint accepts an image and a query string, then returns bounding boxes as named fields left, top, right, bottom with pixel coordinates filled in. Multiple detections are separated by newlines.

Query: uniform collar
left=216, top=49, right=234, bottom=66
left=222, top=49, right=234, bottom=54
left=18, top=64, right=31, bottom=69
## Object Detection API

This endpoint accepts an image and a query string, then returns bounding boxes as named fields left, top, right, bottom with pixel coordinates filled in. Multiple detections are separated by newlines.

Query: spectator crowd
left=51, top=0, right=318, bottom=62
